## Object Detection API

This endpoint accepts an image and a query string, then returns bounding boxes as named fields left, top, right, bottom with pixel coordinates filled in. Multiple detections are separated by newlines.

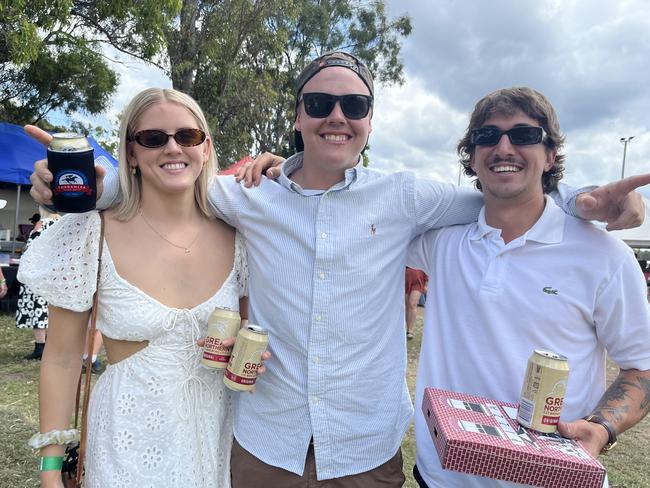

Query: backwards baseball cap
left=295, top=51, right=374, bottom=99
left=294, top=51, right=374, bottom=152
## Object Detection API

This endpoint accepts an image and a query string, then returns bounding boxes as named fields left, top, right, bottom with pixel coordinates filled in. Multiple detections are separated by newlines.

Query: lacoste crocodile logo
left=542, top=287, right=558, bottom=295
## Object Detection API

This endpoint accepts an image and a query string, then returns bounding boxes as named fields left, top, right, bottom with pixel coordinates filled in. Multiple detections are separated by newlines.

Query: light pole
left=620, top=136, right=634, bottom=179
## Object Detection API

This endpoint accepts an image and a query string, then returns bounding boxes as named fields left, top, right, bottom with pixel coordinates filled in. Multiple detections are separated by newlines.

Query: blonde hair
left=114, top=88, right=217, bottom=221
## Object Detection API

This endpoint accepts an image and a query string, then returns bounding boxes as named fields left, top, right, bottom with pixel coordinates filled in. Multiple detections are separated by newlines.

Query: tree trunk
left=168, top=0, right=201, bottom=94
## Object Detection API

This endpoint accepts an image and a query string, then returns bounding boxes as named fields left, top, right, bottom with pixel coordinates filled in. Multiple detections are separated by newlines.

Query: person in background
left=405, top=267, right=428, bottom=339
left=16, top=207, right=60, bottom=360
left=0, top=198, right=11, bottom=299
left=0, top=266, right=7, bottom=299
left=82, top=330, right=104, bottom=375
left=408, top=87, right=650, bottom=488
left=641, top=260, right=650, bottom=282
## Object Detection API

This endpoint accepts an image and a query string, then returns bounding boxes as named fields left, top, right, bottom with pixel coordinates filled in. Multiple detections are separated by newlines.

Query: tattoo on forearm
left=594, top=373, right=650, bottom=423
left=597, top=376, right=636, bottom=406
left=639, top=376, right=650, bottom=415
left=594, top=405, right=630, bottom=424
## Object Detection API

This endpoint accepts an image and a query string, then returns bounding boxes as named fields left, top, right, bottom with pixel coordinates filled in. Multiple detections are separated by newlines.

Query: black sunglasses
left=299, top=92, right=373, bottom=120
left=129, top=128, right=207, bottom=148
left=470, top=126, right=545, bottom=146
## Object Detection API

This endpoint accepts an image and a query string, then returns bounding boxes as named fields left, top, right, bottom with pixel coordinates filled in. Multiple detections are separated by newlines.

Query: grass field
left=1, top=311, right=648, bottom=487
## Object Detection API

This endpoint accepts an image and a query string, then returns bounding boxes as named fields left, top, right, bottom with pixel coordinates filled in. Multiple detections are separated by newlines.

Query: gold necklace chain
left=139, top=210, right=200, bottom=254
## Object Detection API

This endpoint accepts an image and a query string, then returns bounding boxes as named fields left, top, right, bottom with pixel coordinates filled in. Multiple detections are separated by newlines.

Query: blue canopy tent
left=0, top=122, right=118, bottom=253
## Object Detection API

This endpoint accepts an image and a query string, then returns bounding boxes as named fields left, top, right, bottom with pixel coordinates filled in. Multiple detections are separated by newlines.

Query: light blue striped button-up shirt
left=209, top=154, right=489, bottom=479
left=97, top=153, right=580, bottom=480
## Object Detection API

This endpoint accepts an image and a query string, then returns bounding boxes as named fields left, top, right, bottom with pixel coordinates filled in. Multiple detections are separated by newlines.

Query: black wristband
left=583, top=414, right=617, bottom=453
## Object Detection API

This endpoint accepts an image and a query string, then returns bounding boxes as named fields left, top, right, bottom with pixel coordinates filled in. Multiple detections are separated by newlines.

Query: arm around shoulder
left=413, top=178, right=483, bottom=233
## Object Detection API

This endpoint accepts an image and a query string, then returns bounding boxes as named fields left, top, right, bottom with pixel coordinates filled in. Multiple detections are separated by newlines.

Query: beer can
left=224, top=325, right=268, bottom=392
left=47, top=133, right=96, bottom=213
left=517, top=350, right=570, bottom=433
left=201, top=308, right=241, bottom=369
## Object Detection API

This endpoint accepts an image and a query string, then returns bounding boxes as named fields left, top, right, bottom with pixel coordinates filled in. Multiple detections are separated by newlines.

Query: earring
left=131, top=167, right=137, bottom=175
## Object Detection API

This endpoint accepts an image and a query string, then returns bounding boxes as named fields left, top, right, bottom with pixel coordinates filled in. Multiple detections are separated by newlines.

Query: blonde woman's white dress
left=19, top=212, right=246, bottom=488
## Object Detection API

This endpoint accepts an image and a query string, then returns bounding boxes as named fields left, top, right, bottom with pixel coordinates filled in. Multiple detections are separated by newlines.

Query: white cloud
left=69, top=46, right=172, bottom=135
left=382, top=0, right=650, bottom=197
left=104, top=49, right=172, bottom=121
left=370, top=78, right=471, bottom=185
left=79, top=0, right=649, bottom=199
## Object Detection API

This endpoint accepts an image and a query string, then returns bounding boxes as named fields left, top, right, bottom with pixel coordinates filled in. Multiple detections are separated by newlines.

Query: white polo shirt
left=408, top=196, right=650, bottom=488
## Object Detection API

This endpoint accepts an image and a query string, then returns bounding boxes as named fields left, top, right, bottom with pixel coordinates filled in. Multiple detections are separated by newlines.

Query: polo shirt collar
left=471, top=195, right=565, bottom=245
left=279, top=152, right=361, bottom=194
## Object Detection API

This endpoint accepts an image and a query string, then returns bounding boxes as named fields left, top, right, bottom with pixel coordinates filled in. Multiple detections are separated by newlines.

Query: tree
left=0, top=0, right=178, bottom=125
left=166, top=0, right=412, bottom=163
left=1, top=1, right=411, bottom=167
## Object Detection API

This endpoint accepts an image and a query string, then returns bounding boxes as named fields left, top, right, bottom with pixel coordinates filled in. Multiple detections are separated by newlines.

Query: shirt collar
left=278, top=152, right=362, bottom=194
left=470, top=195, right=565, bottom=244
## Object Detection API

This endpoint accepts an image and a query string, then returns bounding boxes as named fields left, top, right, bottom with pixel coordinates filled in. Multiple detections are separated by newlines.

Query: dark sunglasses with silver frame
left=128, top=128, right=207, bottom=148
left=470, top=125, right=545, bottom=147
left=298, top=92, right=373, bottom=120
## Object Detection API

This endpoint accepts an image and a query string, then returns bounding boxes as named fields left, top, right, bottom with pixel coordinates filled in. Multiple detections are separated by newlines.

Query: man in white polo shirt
left=408, top=86, right=650, bottom=488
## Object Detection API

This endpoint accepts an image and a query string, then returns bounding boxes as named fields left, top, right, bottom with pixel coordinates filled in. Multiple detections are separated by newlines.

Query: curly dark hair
left=457, top=87, right=565, bottom=193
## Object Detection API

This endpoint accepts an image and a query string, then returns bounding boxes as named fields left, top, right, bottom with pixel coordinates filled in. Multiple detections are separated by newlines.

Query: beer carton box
left=422, top=387, right=606, bottom=488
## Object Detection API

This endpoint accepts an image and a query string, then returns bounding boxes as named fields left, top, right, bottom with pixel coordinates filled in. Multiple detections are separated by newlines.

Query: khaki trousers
left=231, top=438, right=405, bottom=488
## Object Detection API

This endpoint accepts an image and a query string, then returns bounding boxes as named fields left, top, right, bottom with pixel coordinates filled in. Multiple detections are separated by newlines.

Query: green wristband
left=39, top=456, right=63, bottom=471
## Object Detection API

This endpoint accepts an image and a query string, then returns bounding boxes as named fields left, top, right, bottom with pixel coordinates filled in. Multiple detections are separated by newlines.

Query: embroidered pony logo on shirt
left=542, top=287, right=558, bottom=295
left=370, top=224, right=376, bottom=236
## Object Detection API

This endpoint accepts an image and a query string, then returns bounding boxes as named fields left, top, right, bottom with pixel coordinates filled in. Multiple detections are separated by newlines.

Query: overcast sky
left=75, top=0, right=649, bottom=199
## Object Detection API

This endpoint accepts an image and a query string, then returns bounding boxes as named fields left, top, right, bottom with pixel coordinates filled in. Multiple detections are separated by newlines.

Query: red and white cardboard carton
left=422, top=387, right=606, bottom=488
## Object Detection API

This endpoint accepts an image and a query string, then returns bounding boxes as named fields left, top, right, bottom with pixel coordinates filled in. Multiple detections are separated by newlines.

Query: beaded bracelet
left=28, top=429, right=80, bottom=449
left=39, top=456, right=64, bottom=471
left=0, top=279, right=6, bottom=285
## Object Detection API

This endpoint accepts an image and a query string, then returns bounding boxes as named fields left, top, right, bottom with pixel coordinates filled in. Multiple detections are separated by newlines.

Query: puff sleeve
left=17, top=212, right=102, bottom=312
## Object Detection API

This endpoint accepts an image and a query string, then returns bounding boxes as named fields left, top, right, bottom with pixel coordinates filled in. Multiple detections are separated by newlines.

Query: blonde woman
left=20, top=88, right=253, bottom=487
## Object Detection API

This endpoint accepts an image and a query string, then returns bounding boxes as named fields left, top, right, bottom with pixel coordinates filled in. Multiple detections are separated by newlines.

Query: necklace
left=139, top=210, right=200, bottom=254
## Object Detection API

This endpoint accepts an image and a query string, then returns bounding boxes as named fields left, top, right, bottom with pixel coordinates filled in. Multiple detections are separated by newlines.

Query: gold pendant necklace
left=139, top=210, right=200, bottom=254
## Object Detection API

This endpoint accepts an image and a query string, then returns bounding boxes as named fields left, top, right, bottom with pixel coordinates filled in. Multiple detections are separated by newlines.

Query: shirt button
left=319, top=272, right=326, bottom=280
left=315, top=315, right=322, bottom=322
left=321, top=232, right=327, bottom=239
left=312, top=396, right=320, bottom=404
left=313, top=356, right=320, bottom=364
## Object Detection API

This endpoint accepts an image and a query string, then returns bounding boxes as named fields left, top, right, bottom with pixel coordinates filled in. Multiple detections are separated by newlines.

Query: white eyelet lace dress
left=18, top=212, right=246, bottom=488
